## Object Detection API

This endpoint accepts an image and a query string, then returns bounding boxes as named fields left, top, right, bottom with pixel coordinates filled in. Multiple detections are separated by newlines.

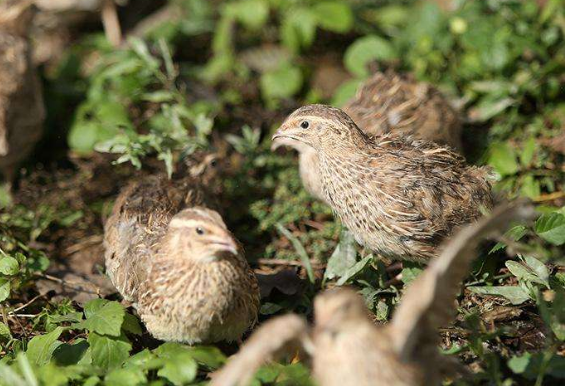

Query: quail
left=0, top=0, right=45, bottom=184
left=272, top=71, right=461, bottom=202
left=210, top=200, right=537, bottom=386
left=273, top=104, right=493, bottom=262
left=104, top=173, right=260, bottom=344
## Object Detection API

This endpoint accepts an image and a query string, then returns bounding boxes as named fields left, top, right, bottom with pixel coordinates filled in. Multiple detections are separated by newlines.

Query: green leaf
left=0, top=278, right=10, bottom=302
left=105, top=367, right=146, bottom=386
left=88, top=332, right=131, bottom=371
left=344, top=35, right=397, bottom=77
left=260, top=65, right=303, bottom=100
left=521, top=174, right=540, bottom=199
left=469, top=286, right=531, bottom=305
left=276, top=224, right=315, bottom=284
left=226, top=0, right=269, bottom=30
left=488, top=142, right=519, bottom=176
left=0, top=257, right=19, bottom=275
left=505, top=260, right=548, bottom=288
left=52, top=339, right=89, bottom=366
left=508, top=352, right=532, bottom=374
left=324, top=229, right=357, bottom=281
left=331, top=79, right=362, bottom=107
left=490, top=225, right=527, bottom=253
left=0, top=322, right=11, bottom=342
left=26, top=327, right=64, bottom=366
left=186, top=346, right=226, bottom=370
left=312, top=1, right=353, bottom=33
left=281, top=8, right=317, bottom=52
left=520, top=136, right=536, bottom=166
left=157, top=352, right=198, bottom=386
left=83, top=300, right=125, bottom=336
left=535, top=212, right=565, bottom=245
left=401, top=262, right=424, bottom=285
left=122, top=313, right=142, bottom=335
left=336, top=255, right=372, bottom=286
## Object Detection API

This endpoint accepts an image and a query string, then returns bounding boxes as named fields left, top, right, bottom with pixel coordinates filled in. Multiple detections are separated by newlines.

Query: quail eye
left=196, top=227, right=205, bottom=235
left=300, top=120, right=310, bottom=129
left=209, top=159, right=218, bottom=168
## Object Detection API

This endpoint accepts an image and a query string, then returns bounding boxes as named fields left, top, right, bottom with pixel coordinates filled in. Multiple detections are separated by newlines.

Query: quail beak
left=272, top=127, right=310, bottom=149
left=208, top=238, right=239, bottom=256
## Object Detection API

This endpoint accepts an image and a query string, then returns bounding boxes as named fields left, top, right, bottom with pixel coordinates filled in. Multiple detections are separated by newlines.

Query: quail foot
left=210, top=200, right=537, bottom=386
left=272, top=71, right=461, bottom=202
left=0, top=0, right=45, bottom=184
left=273, top=105, right=493, bottom=262
left=104, top=174, right=260, bottom=343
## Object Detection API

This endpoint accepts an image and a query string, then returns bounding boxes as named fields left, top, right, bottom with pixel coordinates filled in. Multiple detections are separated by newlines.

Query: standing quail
left=273, top=71, right=461, bottom=202
left=0, top=0, right=45, bottom=184
left=273, top=105, right=493, bottom=262
left=210, top=200, right=537, bottom=386
left=104, top=173, right=260, bottom=344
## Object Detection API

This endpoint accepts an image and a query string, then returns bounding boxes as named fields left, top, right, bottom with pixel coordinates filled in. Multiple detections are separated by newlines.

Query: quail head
left=273, top=104, right=494, bottom=262
left=0, top=0, right=45, bottom=184
left=272, top=71, right=461, bottom=202
left=210, top=200, right=537, bottom=386
left=104, top=175, right=260, bottom=344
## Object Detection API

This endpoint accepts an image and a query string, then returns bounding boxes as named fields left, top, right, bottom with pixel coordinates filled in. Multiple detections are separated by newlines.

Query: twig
left=101, top=0, right=122, bottom=47
left=34, top=273, right=102, bottom=295
left=12, top=294, right=44, bottom=313
left=533, top=191, right=565, bottom=202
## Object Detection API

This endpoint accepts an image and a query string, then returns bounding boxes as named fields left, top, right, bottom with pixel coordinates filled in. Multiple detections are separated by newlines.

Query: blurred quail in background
left=273, top=105, right=493, bottom=262
left=104, top=171, right=260, bottom=343
left=210, top=201, right=537, bottom=386
left=0, top=0, right=45, bottom=185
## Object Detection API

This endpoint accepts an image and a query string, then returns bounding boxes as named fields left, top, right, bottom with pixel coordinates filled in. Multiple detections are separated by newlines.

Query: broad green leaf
left=260, top=65, right=303, bottom=100
left=187, top=346, right=227, bottom=370
left=0, top=257, right=19, bottom=275
left=124, top=349, right=162, bottom=371
left=473, top=97, right=514, bottom=122
left=508, top=352, right=532, bottom=374
left=534, top=212, right=565, bottom=245
left=26, top=327, right=64, bottom=366
left=505, top=260, right=548, bottom=288
left=276, top=224, right=315, bottom=284
left=122, top=313, right=142, bottom=335
left=83, top=300, right=125, bottom=337
left=469, top=286, right=530, bottom=305
left=88, top=332, right=131, bottom=371
left=488, top=142, right=519, bottom=176
left=157, top=352, right=198, bottom=386
left=524, top=256, right=549, bottom=283
left=52, top=339, right=89, bottom=366
left=324, top=229, right=357, bottom=281
left=281, top=8, right=317, bottom=52
left=521, top=174, right=540, bottom=199
left=226, top=0, right=269, bottom=30
left=312, top=1, right=353, bottom=33
left=336, top=255, right=372, bottom=286
left=344, top=35, right=397, bottom=77
left=105, top=367, right=146, bottom=386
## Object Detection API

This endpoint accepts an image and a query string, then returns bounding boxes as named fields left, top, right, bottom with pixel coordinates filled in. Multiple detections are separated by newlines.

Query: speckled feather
left=276, top=105, right=493, bottom=262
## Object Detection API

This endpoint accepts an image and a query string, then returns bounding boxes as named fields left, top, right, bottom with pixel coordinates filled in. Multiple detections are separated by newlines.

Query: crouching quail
left=273, top=105, right=493, bottom=262
left=272, top=71, right=461, bottom=202
left=210, top=200, right=537, bottom=386
left=104, top=173, right=260, bottom=344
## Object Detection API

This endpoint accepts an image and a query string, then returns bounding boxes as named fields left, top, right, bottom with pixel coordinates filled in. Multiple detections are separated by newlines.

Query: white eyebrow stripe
left=169, top=218, right=202, bottom=228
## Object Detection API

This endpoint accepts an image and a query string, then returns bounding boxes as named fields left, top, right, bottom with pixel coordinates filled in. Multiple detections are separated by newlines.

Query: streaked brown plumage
left=210, top=201, right=537, bottom=386
left=104, top=173, right=260, bottom=344
left=273, top=104, right=493, bottom=262
left=0, top=0, right=45, bottom=183
left=273, top=71, right=461, bottom=202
